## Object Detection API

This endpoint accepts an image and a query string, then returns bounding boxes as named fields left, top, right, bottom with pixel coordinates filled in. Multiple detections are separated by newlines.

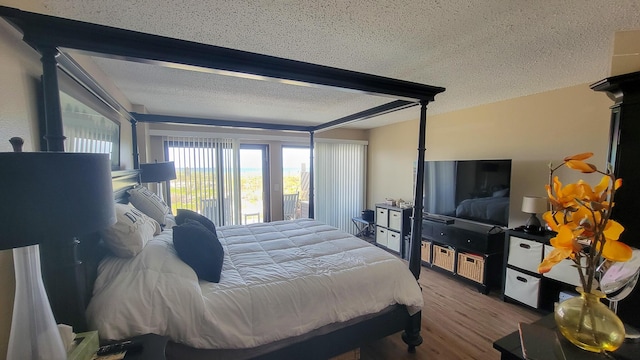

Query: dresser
left=374, top=204, right=411, bottom=257
left=502, top=229, right=582, bottom=311
left=421, top=218, right=505, bottom=294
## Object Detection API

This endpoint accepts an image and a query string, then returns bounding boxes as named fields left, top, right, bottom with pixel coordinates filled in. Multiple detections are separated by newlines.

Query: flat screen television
left=418, top=159, right=512, bottom=227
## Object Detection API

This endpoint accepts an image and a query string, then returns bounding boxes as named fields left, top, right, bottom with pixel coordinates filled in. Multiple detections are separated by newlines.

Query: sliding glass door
left=164, top=136, right=239, bottom=226
left=240, top=145, right=269, bottom=224
left=282, top=146, right=310, bottom=219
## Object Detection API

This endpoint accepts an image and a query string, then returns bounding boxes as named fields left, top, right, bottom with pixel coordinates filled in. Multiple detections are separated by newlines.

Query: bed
left=88, top=216, right=423, bottom=358
left=0, top=5, right=445, bottom=359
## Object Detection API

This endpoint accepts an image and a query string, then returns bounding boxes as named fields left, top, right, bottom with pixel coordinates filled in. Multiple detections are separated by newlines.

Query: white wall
left=368, top=83, right=613, bottom=228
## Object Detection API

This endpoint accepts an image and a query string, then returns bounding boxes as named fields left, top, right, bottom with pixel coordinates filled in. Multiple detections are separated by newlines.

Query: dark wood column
left=308, top=131, right=315, bottom=219
left=409, top=100, right=427, bottom=280
left=591, top=71, right=640, bottom=329
left=39, top=46, right=66, bottom=151
left=131, top=119, right=139, bottom=169
left=402, top=100, right=428, bottom=353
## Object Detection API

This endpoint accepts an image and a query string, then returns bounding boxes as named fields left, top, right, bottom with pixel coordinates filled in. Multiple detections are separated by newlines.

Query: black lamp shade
left=0, top=152, right=116, bottom=250
left=140, top=161, right=176, bottom=183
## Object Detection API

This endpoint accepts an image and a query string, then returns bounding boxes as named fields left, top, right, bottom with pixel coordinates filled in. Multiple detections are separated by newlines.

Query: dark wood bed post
left=308, top=130, right=315, bottom=219
left=131, top=119, right=139, bottom=169
left=37, top=45, right=90, bottom=331
left=402, top=99, right=428, bottom=352
left=39, top=46, right=65, bottom=151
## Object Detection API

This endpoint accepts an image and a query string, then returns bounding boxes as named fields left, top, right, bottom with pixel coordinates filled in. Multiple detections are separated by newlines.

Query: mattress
left=86, top=219, right=423, bottom=349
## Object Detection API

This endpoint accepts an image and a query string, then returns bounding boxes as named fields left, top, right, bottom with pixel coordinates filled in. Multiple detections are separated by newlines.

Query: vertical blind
left=163, top=135, right=240, bottom=226
left=314, top=142, right=367, bottom=233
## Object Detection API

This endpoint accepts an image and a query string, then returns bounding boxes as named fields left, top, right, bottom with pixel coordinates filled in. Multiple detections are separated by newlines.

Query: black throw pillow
left=175, top=209, right=217, bottom=235
left=172, top=218, right=224, bottom=283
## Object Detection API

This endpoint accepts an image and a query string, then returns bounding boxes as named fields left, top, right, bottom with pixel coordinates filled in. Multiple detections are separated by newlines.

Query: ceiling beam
left=0, top=6, right=445, bottom=102
left=134, top=99, right=417, bottom=133
left=133, top=113, right=314, bottom=132
left=313, top=100, right=417, bottom=132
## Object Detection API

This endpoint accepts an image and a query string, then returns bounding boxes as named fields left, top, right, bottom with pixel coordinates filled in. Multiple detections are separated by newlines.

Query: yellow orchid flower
left=543, top=211, right=562, bottom=232
left=566, top=159, right=597, bottom=173
left=538, top=153, right=629, bottom=295
left=550, top=225, right=582, bottom=253
left=602, top=239, right=633, bottom=262
left=563, top=152, right=594, bottom=161
left=539, top=248, right=573, bottom=274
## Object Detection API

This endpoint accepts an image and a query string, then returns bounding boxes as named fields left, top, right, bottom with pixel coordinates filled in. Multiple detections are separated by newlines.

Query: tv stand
left=420, top=218, right=505, bottom=294
left=422, top=213, right=454, bottom=224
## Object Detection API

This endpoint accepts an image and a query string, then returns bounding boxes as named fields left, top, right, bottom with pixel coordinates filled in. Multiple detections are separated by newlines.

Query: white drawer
left=508, top=236, right=544, bottom=273
left=543, top=245, right=583, bottom=286
left=388, top=210, right=402, bottom=231
left=387, top=231, right=401, bottom=252
left=504, top=268, right=541, bottom=308
left=376, top=227, right=388, bottom=247
left=376, top=207, right=388, bottom=227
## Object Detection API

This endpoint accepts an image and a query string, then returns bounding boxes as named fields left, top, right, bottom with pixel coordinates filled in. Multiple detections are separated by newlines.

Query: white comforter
left=87, top=219, right=423, bottom=349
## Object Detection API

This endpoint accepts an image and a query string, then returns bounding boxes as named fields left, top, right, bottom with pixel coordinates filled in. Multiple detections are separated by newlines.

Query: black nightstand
left=103, top=333, right=168, bottom=360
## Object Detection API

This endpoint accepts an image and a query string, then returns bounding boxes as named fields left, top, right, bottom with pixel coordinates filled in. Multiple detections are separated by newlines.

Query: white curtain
left=314, top=142, right=367, bottom=233
left=164, top=135, right=240, bottom=226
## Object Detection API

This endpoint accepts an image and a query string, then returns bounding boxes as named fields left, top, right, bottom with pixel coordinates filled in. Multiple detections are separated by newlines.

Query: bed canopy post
left=308, top=131, right=315, bottom=219
left=39, top=46, right=65, bottom=152
left=131, top=119, right=139, bottom=169
left=400, top=100, right=427, bottom=353
left=409, top=100, right=427, bottom=280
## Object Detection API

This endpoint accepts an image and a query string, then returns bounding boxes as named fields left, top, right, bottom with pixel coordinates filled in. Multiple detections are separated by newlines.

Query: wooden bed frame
left=0, top=5, right=445, bottom=358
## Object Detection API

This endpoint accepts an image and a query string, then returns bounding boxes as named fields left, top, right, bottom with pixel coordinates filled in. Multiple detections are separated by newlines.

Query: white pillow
left=101, top=203, right=161, bottom=257
left=127, top=186, right=171, bottom=225
left=163, top=213, right=177, bottom=229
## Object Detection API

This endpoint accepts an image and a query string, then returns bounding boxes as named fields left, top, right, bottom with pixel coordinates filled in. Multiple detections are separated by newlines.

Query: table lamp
left=521, top=196, right=548, bottom=233
left=0, top=139, right=115, bottom=359
left=140, top=161, right=176, bottom=201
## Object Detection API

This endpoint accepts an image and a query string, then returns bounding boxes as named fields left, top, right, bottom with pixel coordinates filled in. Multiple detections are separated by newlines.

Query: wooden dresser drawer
left=504, top=267, right=541, bottom=308
left=456, top=228, right=491, bottom=253
left=388, top=210, right=402, bottom=231
left=375, top=227, right=388, bottom=247
left=387, top=230, right=401, bottom=252
left=376, top=207, right=388, bottom=227
left=507, top=236, right=543, bottom=273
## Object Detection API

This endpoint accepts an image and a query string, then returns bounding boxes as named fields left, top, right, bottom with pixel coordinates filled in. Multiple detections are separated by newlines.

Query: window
left=164, top=136, right=240, bottom=226
left=282, top=146, right=310, bottom=219
left=240, top=145, right=269, bottom=224
left=314, top=141, right=367, bottom=233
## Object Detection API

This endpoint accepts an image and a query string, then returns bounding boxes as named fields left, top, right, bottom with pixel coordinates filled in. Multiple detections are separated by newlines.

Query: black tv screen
left=421, top=159, right=512, bottom=227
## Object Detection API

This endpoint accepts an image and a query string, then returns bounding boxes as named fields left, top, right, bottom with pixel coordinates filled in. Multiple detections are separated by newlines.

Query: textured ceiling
left=40, top=0, right=640, bottom=129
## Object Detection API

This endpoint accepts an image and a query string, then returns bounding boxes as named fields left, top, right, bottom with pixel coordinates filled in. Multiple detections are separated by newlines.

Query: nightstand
left=102, top=333, right=168, bottom=360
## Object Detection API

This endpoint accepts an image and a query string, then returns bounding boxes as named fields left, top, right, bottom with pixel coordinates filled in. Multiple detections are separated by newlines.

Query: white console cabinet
left=502, top=230, right=582, bottom=311
left=375, top=204, right=411, bottom=257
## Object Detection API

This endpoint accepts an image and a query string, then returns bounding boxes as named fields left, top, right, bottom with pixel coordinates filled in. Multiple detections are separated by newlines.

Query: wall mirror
left=39, top=68, right=121, bottom=170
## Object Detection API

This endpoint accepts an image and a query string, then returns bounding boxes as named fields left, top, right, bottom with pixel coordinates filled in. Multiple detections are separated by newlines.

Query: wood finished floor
left=359, top=266, right=542, bottom=360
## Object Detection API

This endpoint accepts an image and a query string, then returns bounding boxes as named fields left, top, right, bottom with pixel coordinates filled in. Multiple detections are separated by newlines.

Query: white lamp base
left=7, top=245, right=66, bottom=360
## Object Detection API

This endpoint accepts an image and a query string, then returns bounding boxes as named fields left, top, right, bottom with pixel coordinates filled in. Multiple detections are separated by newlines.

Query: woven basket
left=432, top=244, right=454, bottom=272
left=421, top=241, right=431, bottom=263
left=457, top=252, right=485, bottom=283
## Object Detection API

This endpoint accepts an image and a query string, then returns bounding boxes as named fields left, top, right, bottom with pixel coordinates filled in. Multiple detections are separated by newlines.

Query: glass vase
left=554, top=287, right=625, bottom=353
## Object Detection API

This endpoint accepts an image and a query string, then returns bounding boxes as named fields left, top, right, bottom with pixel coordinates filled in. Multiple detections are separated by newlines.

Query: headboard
left=63, top=169, right=140, bottom=332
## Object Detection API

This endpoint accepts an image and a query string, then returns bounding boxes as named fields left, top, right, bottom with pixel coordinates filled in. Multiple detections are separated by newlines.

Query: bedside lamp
left=0, top=141, right=115, bottom=359
left=140, top=161, right=176, bottom=201
left=521, top=196, right=548, bottom=233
